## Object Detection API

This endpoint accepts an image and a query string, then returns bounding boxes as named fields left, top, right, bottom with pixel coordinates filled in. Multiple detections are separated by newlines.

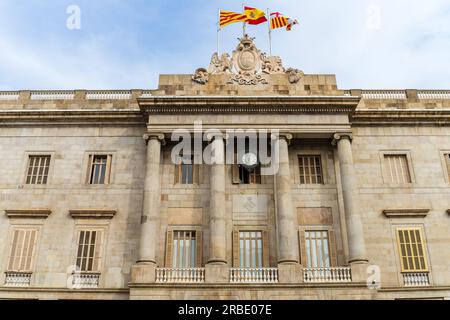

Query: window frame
left=165, top=226, right=203, bottom=268
left=298, top=225, right=337, bottom=268
left=440, top=151, right=450, bottom=184
left=232, top=226, right=270, bottom=268
left=174, top=154, right=201, bottom=186
left=21, top=152, right=55, bottom=187
left=395, top=226, right=429, bottom=273
left=6, top=227, right=40, bottom=273
left=297, top=154, right=324, bottom=185
left=380, top=151, right=415, bottom=185
left=74, top=229, right=104, bottom=273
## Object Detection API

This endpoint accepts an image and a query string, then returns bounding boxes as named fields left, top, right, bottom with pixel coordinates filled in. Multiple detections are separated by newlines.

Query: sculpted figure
left=208, top=53, right=231, bottom=74
left=286, top=68, right=305, bottom=84
left=192, top=68, right=209, bottom=85
left=261, top=54, right=285, bottom=74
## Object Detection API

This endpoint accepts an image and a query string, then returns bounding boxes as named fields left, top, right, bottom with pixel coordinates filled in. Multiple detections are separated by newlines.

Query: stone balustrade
left=156, top=268, right=205, bottom=283
left=72, top=273, right=101, bottom=289
left=30, top=91, right=75, bottom=100
left=230, top=268, right=279, bottom=284
left=361, top=90, right=407, bottom=100
left=0, top=91, right=20, bottom=100
left=4, top=272, right=32, bottom=287
left=402, top=272, right=430, bottom=287
left=86, top=90, right=132, bottom=100
left=417, top=90, right=450, bottom=100
left=303, top=267, right=352, bottom=283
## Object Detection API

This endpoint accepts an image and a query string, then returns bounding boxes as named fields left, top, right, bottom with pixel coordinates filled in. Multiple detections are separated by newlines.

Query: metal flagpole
left=267, top=8, right=272, bottom=56
left=217, top=9, right=221, bottom=55
left=242, top=2, right=246, bottom=36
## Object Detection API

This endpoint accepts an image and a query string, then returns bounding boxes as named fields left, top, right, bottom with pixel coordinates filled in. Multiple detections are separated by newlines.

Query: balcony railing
left=4, top=272, right=32, bottom=287
left=361, top=90, right=407, bottom=100
left=72, top=272, right=100, bottom=289
left=303, top=267, right=352, bottom=283
left=230, top=268, right=279, bottom=284
left=30, top=91, right=75, bottom=100
left=0, top=91, right=20, bottom=101
left=402, top=272, right=430, bottom=287
left=86, top=90, right=132, bottom=100
left=156, top=268, right=205, bottom=283
left=417, top=90, right=450, bottom=100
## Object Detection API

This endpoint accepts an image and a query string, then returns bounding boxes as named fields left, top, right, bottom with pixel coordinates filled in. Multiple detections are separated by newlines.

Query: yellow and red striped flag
left=220, top=10, right=248, bottom=28
left=270, top=12, right=299, bottom=31
left=244, top=7, right=267, bottom=25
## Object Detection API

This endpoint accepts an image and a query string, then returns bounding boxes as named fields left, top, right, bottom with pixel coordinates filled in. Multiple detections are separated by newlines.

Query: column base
left=350, top=261, right=369, bottom=283
left=131, top=262, right=156, bottom=284
left=205, top=264, right=229, bottom=284
left=277, top=263, right=303, bottom=284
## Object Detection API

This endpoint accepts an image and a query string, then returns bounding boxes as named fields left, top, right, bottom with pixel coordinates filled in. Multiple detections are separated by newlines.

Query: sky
left=0, top=0, right=449, bottom=90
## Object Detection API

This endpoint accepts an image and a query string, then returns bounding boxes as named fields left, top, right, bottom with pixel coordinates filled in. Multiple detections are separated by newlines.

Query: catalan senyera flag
left=244, top=7, right=267, bottom=25
left=220, top=10, right=248, bottom=28
left=270, top=12, right=299, bottom=31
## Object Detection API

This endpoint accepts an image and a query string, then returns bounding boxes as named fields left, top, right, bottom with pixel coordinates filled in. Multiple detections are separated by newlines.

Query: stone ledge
left=383, top=209, right=430, bottom=218
left=69, top=210, right=117, bottom=219
left=5, top=209, right=52, bottom=219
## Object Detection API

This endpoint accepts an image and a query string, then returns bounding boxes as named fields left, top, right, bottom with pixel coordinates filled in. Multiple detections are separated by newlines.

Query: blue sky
left=0, top=0, right=449, bottom=90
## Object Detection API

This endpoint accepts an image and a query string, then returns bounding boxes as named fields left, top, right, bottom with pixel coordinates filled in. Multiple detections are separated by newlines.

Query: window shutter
left=196, top=231, right=203, bottom=267
left=105, top=155, right=112, bottom=184
left=328, top=230, right=337, bottom=267
left=194, top=164, right=200, bottom=185
left=262, top=230, right=270, bottom=267
left=446, top=155, right=450, bottom=180
left=93, top=230, right=103, bottom=272
left=298, top=230, right=307, bottom=266
left=232, top=151, right=240, bottom=184
left=174, top=165, right=180, bottom=185
left=232, top=230, right=240, bottom=267
left=86, top=155, right=94, bottom=184
left=165, top=230, right=174, bottom=267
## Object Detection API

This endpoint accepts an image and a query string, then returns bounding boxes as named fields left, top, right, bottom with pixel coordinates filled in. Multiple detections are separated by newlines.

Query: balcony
left=4, top=272, right=32, bottom=287
left=402, top=272, right=430, bottom=287
left=303, top=267, right=352, bottom=283
left=72, top=272, right=100, bottom=289
left=230, top=268, right=279, bottom=284
left=156, top=268, right=205, bottom=283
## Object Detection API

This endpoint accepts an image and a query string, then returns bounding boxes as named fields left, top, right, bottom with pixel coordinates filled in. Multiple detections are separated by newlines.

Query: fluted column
left=208, top=134, right=227, bottom=265
left=137, top=133, right=165, bottom=265
left=274, top=134, right=299, bottom=265
left=333, top=133, right=368, bottom=264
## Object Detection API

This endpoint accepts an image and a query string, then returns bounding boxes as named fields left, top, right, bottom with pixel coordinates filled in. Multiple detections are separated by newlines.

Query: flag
left=244, top=7, right=267, bottom=25
left=270, top=12, right=299, bottom=31
left=220, top=10, right=248, bottom=28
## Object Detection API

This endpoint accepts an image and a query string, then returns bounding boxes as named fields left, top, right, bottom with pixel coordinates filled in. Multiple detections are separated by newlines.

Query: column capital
left=205, top=131, right=229, bottom=142
left=143, top=133, right=165, bottom=144
left=332, top=133, right=353, bottom=146
left=271, top=132, right=293, bottom=142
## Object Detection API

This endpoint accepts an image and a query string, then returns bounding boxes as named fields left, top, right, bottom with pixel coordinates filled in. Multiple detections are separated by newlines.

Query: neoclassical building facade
left=0, top=37, right=449, bottom=300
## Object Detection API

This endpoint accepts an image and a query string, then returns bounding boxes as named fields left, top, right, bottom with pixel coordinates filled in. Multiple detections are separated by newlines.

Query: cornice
left=69, top=209, right=117, bottom=219
left=383, top=209, right=430, bottom=218
left=5, top=209, right=52, bottom=219
left=138, top=96, right=360, bottom=115
left=352, top=110, right=450, bottom=125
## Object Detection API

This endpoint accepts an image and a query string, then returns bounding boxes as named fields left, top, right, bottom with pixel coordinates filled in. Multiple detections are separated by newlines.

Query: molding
left=383, top=209, right=430, bottom=218
left=143, top=133, right=165, bottom=144
left=5, top=209, right=52, bottom=219
left=352, top=110, right=450, bottom=125
left=69, top=210, right=117, bottom=220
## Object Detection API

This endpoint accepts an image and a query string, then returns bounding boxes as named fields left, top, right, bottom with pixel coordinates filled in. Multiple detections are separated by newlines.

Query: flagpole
left=217, top=9, right=221, bottom=55
left=242, top=2, right=246, bottom=36
left=267, top=8, right=272, bottom=56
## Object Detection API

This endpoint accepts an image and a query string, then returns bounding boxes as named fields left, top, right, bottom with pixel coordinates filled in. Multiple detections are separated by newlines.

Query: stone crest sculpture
left=192, top=35, right=304, bottom=85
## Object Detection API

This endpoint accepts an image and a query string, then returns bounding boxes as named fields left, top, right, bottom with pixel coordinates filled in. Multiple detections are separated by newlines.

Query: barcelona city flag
left=270, top=12, right=299, bottom=31
left=244, top=7, right=267, bottom=25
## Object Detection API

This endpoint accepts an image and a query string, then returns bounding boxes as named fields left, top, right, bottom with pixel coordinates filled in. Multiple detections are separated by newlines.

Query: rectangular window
left=172, top=231, right=197, bottom=268
left=87, top=155, right=112, bottom=185
left=396, top=228, right=428, bottom=272
left=175, top=155, right=199, bottom=185
left=239, top=231, right=263, bottom=268
left=298, top=155, right=323, bottom=184
left=7, top=229, right=39, bottom=272
left=238, top=166, right=261, bottom=184
left=304, top=231, right=331, bottom=268
left=384, top=154, right=412, bottom=184
left=26, top=155, right=51, bottom=185
left=75, top=230, right=103, bottom=272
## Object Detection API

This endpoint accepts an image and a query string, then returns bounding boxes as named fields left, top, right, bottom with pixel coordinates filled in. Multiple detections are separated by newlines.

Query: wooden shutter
left=8, top=229, right=38, bottom=272
left=445, top=154, right=450, bottom=181
left=262, top=230, right=270, bottom=267
left=298, top=230, right=307, bottom=266
left=86, top=155, right=94, bottom=184
left=92, top=230, right=103, bottom=272
left=165, top=230, right=174, bottom=267
left=194, top=164, right=200, bottom=185
left=232, top=151, right=240, bottom=184
left=196, top=231, right=203, bottom=267
left=232, top=230, right=240, bottom=267
left=174, top=165, right=180, bottom=184
left=105, top=155, right=112, bottom=184
left=328, top=230, right=337, bottom=267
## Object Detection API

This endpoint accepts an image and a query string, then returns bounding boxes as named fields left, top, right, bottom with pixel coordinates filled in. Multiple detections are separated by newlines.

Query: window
left=445, top=154, right=450, bottom=181
left=175, top=155, right=200, bottom=185
left=75, top=230, right=103, bottom=272
left=87, top=155, right=112, bottom=185
left=7, top=228, right=39, bottom=272
left=238, top=166, right=261, bottom=184
left=304, top=231, right=331, bottom=268
left=165, top=229, right=202, bottom=268
left=384, top=154, right=412, bottom=184
left=298, top=155, right=323, bottom=184
left=396, top=228, right=428, bottom=272
left=232, top=230, right=269, bottom=268
left=25, top=155, right=51, bottom=185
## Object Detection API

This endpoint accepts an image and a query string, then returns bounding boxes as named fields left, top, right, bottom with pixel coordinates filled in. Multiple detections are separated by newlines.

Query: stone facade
left=0, top=38, right=449, bottom=300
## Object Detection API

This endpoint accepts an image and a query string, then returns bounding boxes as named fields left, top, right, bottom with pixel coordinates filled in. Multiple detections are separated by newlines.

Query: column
left=208, top=134, right=227, bottom=265
left=333, top=133, right=368, bottom=275
left=274, top=134, right=299, bottom=265
left=131, top=133, right=164, bottom=284
left=205, top=133, right=229, bottom=283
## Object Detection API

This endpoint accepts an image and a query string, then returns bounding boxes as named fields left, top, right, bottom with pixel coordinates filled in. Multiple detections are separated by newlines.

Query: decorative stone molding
left=69, top=210, right=117, bottom=220
left=5, top=209, right=52, bottom=219
left=286, top=68, right=304, bottom=84
left=383, top=209, right=430, bottom=218
left=192, top=68, right=209, bottom=85
left=332, top=133, right=353, bottom=146
left=143, top=133, right=165, bottom=144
